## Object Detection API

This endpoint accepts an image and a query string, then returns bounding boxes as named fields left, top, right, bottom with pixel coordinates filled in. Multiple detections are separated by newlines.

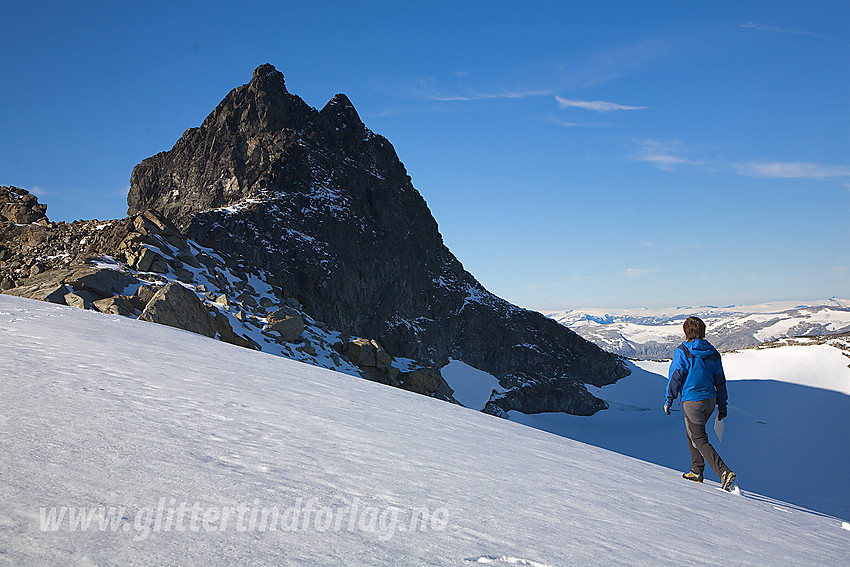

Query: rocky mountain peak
left=8, top=65, right=629, bottom=418
left=126, top=64, right=629, bottom=415
left=317, top=93, right=370, bottom=155
left=246, top=63, right=290, bottom=100
left=251, top=63, right=283, bottom=85
left=320, top=93, right=364, bottom=130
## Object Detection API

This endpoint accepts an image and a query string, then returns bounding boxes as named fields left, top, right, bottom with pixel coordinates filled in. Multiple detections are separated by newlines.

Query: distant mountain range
left=544, top=298, right=850, bottom=358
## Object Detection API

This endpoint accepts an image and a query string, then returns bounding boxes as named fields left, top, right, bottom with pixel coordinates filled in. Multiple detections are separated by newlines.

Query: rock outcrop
left=1, top=188, right=454, bottom=402
left=126, top=63, right=629, bottom=416
left=0, top=186, right=48, bottom=225
left=139, top=282, right=256, bottom=349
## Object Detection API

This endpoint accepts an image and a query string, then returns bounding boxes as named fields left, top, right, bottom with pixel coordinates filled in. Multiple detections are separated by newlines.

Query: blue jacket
left=666, top=339, right=728, bottom=411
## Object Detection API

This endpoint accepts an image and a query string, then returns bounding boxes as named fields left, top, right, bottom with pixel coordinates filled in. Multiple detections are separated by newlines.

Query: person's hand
left=718, top=409, right=727, bottom=421
left=664, top=404, right=671, bottom=415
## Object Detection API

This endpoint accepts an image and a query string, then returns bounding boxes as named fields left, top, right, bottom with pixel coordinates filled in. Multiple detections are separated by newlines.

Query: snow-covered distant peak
left=548, top=297, right=850, bottom=321
left=543, top=298, right=850, bottom=358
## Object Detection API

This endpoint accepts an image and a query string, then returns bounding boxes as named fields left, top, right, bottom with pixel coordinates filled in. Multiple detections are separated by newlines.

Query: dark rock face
left=127, top=64, right=629, bottom=415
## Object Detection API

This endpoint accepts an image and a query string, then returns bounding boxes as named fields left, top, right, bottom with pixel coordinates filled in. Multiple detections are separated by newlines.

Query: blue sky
left=1, top=1, right=848, bottom=310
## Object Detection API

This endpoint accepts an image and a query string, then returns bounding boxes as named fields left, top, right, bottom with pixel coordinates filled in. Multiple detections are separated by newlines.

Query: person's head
left=683, top=316, right=706, bottom=341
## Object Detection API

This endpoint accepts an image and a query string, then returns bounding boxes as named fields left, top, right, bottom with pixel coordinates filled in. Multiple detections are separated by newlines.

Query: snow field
left=1, top=295, right=849, bottom=565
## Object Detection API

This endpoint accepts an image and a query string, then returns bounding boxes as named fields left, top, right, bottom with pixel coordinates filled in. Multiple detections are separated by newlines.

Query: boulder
left=138, top=282, right=257, bottom=350
left=133, top=209, right=178, bottom=237
left=359, top=365, right=391, bottom=385
left=130, top=284, right=161, bottom=311
left=140, top=282, right=216, bottom=337
left=4, top=281, right=70, bottom=304
left=126, top=246, right=167, bottom=273
left=297, top=343, right=317, bottom=356
left=398, top=367, right=444, bottom=395
left=93, top=295, right=134, bottom=316
left=2, top=265, right=138, bottom=306
left=236, top=291, right=258, bottom=309
left=341, top=338, right=405, bottom=386
left=483, top=379, right=607, bottom=417
left=267, top=306, right=305, bottom=342
left=63, top=292, right=87, bottom=309
left=343, top=338, right=377, bottom=367
left=342, top=338, right=394, bottom=369
left=176, top=249, right=201, bottom=269
left=372, top=339, right=393, bottom=368
left=67, top=266, right=138, bottom=299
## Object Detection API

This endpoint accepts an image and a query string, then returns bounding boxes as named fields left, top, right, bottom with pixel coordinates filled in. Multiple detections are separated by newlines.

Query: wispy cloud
left=739, top=22, right=821, bottom=37
left=630, top=141, right=850, bottom=181
left=378, top=38, right=670, bottom=111
left=624, top=268, right=658, bottom=279
left=405, top=77, right=552, bottom=102
left=629, top=144, right=850, bottom=182
left=734, top=162, right=850, bottom=179
left=630, top=139, right=705, bottom=171
left=427, top=89, right=553, bottom=102
left=372, top=76, right=553, bottom=104
left=556, top=96, right=647, bottom=113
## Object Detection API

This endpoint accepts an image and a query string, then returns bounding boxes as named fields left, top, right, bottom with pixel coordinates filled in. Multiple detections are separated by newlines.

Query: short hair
left=683, top=316, right=706, bottom=341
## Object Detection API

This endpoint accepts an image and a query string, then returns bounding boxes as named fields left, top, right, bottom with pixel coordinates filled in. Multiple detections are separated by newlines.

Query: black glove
left=664, top=404, right=671, bottom=415
left=718, top=409, right=727, bottom=421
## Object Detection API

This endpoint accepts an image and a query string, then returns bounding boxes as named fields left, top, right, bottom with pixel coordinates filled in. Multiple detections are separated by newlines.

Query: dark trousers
left=683, top=398, right=729, bottom=478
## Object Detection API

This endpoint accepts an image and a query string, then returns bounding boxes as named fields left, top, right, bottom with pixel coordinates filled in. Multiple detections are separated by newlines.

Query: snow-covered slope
left=444, top=333, right=850, bottom=519
left=2, top=295, right=849, bottom=565
left=545, top=298, right=850, bottom=358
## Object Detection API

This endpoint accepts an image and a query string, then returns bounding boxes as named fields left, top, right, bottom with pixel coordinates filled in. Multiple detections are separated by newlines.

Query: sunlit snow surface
left=1, top=295, right=849, bottom=566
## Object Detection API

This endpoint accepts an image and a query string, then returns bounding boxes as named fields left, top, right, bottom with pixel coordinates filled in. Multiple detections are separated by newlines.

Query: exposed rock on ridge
left=0, top=190, right=452, bottom=399
left=127, top=64, right=629, bottom=415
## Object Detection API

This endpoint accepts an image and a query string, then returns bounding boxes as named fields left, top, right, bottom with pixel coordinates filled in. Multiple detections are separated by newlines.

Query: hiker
left=664, top=316, right=736, bottom=490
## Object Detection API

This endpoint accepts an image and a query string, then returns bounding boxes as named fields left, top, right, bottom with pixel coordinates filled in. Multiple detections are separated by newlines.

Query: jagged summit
left=319, top=93, right=368, bottom=143
left=128, top=65, right=386, bottom=224
left=246, top=62, right=289, bottom=98
left=251, top=62, right=282, bottom=84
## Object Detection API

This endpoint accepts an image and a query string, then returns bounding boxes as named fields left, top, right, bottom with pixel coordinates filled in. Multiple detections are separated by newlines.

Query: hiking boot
left=682, top=471, right=703, bottom=483
left=721, top=470, right=736, bottom=491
